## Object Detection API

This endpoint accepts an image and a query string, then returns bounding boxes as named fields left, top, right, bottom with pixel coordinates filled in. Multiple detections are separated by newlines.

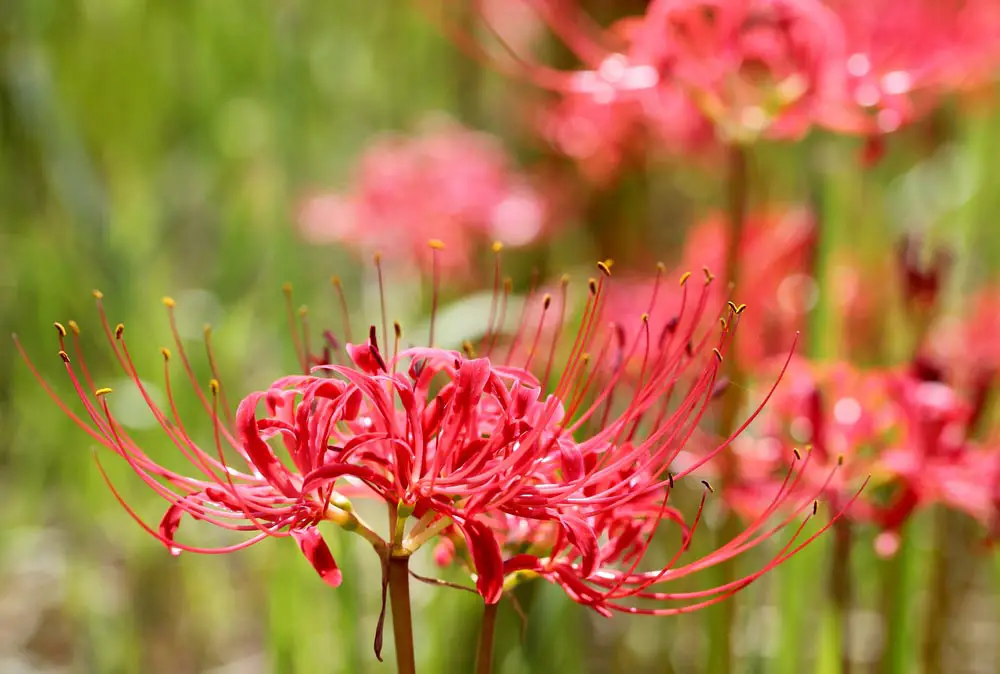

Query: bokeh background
left=2, top=1, right=1000, bottom=673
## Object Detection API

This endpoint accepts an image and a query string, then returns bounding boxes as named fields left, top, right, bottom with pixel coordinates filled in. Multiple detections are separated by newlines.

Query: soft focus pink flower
left=297, top=118, right=548, bottom=276
left=680, top=207, right=817, bottom=365
left=927, top=287, right=1000, bottom=401
left=629, top=0, right=855, bottom=140
left=829, top=0, right=1000, bottom=135
left=724, top=357, right=888, bottom=522
left=871, top=366, right=996, bottom=546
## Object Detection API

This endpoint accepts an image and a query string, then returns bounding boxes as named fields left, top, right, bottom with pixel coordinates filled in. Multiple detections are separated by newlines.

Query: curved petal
left=291, top=528, right=343, bottom=588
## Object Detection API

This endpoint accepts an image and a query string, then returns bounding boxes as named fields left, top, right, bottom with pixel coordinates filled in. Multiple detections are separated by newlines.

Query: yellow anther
left=428, top=239, right=445, bottom=250
left=492, top=241, right=503, bottom=253
left=162, top=296, right=176, bottom=308
left=53, top=322, right=67, bottom=337
left=114, top=324, right=124, bottom=339
left=67, top=320, right=80, bottom=335
left=161, top=347, right=171, bottom=360
left=58, top=350, right=70, bottom=363
left=209, top=379, right=220, bottom=395
left=712, top=348, right=723, bottom=362
left=95, top=387, right=113, bottom=397
left=92, top=289, right=104, bottom=300
left=679, top=271, right=692, bottom=286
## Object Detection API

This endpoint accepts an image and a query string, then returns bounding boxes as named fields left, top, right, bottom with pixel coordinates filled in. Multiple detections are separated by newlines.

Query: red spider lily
left=585, top=206, right=815, bottom=375
left=722, top=357, right=891, bottom=523
left=12, top=298, right=381, bottom=589
left=628, top=0, right=856, bottom=141
left=927, top=287, right=1000, bottom=404
left=429, top=0, right=856, bottom=155
left=870, top=362, right=996, bottom=556
left=829, top=0, right=1000, bottom=136
left=17, top=244, right=855, bottom=624
left=297, top=116, right=548, bottom=276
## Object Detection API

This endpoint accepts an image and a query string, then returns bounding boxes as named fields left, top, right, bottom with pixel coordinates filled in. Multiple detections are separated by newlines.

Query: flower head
left=297, top=117, right=548, bottom=276
left=18, top=243, right=855, bottom=622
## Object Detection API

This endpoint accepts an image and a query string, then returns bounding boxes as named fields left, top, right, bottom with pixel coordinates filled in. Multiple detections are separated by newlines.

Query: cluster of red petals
left=18, top=263, right=852, bottom=615
left=445, top=0, right=1000, bottom=178
left=724, top=357, right=891, bottom=519
left=831, top=0, right=1000, bottom=135
left=592, top=207, right=815, bottom=373
left=725, top=353, right=998, bottom=557
left=296, top=117, right=548, bottom=276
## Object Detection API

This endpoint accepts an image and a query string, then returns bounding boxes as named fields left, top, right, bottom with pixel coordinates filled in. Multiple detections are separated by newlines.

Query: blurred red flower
left=297, top=117, right=549, bottom=276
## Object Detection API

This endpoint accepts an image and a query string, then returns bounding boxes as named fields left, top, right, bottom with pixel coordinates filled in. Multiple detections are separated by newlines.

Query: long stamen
left=480, top=242, right=504, bottom=354
left=428, top=240, right=444, bottom=347
left=283, top=283, right=308, bottom=373
left=541, top=274, right=570, bottom=390
left=299, top=306, right=312, bottom=374
left=203, top=324, right=233, bottom=424
left=331, top=275, right=353, bottom=343
left=374, top=252, right=389, bottom=351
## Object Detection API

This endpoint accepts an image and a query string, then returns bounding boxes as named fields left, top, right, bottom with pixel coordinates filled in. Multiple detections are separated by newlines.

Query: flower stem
left=706, top=141, right=749, bottom=674
left=388, top=555, right=416, bottom=674
left=879, top=524, right=915, bottom=674
left=829, top=519, right=854, bottom=674
left=475, top=602, right=499, bottom=674
left=920, top=508, right=951, bottom=674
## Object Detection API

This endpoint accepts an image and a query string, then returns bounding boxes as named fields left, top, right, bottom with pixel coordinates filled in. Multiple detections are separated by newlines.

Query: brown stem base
left=388, top=555, right=416, bottom=674
left=476, top=602, right=499, bottom=674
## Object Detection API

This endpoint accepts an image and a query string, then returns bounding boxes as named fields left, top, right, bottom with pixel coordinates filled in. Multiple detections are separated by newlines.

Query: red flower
left=723, top=357, right=891, bottom=524
left=297, top=116, right=549, bottom=276
left=873, top=366, right=995, bottom=544
left=590, top=206, right=816, bottom=373
left=18, top=246, right=852, bottom=619
left=829, top=0, right=1000, bottom=135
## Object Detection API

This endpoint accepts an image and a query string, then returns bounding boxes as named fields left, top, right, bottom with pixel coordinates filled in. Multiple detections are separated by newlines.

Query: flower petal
left=456, top=517, right=504, bottom=604
left=291, top=528, right=343, bottom=588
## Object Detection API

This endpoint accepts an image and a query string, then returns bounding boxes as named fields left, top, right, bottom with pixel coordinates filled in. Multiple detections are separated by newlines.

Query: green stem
left=707, top=141, right=749, bottom=674
left=388, top=555, right=416, bottom=674
left=879, top=525, right=914, bottom=674
left=829, top=519, right=853, bottom=674
left=475, top=602, right=499, bottom=674
left=920, top=508, right=951, bottom=674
